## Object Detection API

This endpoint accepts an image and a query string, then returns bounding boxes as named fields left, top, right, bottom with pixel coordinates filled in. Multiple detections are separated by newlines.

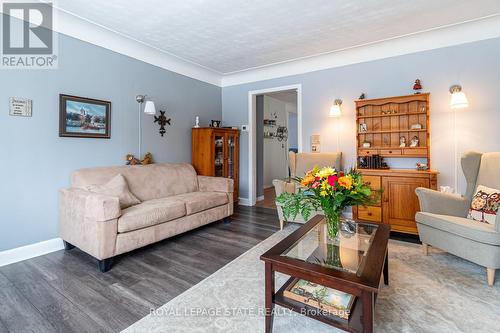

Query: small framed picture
left=359, top=123, right=367, bottom=132
left=59, top=94, right=111, bottom=138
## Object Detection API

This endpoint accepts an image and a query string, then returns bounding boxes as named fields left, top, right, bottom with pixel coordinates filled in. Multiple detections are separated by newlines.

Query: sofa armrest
left=415, top=187, right=468, bottom=217
left=60, top=188, right=121, bottom=222
left=197, top=176, right=234, bottom=193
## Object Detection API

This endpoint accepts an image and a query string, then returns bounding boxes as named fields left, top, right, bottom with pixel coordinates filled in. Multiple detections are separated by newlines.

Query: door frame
left=247, top=84, right=302, bottom=206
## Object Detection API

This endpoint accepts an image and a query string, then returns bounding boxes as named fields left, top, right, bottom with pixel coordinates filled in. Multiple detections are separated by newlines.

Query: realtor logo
left=1, top=1, right=58, bottom=68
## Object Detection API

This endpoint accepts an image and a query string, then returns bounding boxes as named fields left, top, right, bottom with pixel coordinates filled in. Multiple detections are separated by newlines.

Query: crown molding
left=221, top=14, right=500, bottom=87
left=4, top=5, right=500, bottom=88
left=52, top=8, right=223, bottom=86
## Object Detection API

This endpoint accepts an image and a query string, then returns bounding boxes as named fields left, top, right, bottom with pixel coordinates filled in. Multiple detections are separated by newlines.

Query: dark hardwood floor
left=0, top=206, right=280, bottom=333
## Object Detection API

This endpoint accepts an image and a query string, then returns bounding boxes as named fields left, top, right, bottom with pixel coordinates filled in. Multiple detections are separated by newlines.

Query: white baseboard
left=238, top=197, right=252, bottom=206
left=0, top=238, right=64, bottom=267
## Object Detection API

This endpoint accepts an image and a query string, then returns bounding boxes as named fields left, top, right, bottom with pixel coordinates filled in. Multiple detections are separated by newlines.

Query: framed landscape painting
left=59, top=94, right=111, bottom=138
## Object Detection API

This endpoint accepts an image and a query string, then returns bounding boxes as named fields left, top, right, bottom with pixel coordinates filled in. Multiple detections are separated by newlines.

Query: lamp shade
left=329, top=99, right=342, bottom=117
left=450, top=91, right=468, bottom=109
left=143, top=101, right=156, bottom=115
left=329, top=104, right=341, bottom=117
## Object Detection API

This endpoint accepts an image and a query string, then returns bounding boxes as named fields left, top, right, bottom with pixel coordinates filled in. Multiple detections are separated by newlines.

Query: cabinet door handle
left=367, top=212, right=372, bottom=216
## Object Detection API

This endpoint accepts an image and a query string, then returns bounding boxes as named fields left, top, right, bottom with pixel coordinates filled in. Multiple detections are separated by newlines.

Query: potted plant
left=276, top=166, right=376, bottom=240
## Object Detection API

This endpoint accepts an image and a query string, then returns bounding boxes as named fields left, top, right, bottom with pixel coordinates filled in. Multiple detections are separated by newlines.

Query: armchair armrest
left=60, top=188, right=121, bottom=222
left=415, top=187, right=468, bottom=217
left=272, top=179, right=297, bottom=198
left=197, top=176, right=234, bottom=193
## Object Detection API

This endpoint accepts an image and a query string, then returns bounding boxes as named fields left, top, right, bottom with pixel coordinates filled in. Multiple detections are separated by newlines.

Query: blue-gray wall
left=222, top=37, right=500, bottom=200
left=0, top=28, right=221, bottom=251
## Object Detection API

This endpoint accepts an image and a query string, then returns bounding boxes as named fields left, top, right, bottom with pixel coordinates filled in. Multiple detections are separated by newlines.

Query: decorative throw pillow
left=467, top=185, right=500, bottom=225
left=86, top=174, right=140, bottom=209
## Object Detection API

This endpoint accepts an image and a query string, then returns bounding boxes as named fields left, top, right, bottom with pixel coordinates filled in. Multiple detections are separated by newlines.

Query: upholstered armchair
left=273, top=151, right=342, bottom=229
left=415, top=152, right=500, bottom=286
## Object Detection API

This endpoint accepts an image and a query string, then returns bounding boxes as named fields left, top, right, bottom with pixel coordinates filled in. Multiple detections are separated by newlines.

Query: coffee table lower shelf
left=275, top=277, right=363, bottom=333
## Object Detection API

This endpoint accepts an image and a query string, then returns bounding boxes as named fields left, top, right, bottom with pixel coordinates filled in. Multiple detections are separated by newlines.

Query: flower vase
left=325, top=209, right=342, bottom=241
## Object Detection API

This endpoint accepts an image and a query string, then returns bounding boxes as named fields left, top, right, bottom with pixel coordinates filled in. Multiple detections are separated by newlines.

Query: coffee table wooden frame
left=260, top=215, right=390, bottom=333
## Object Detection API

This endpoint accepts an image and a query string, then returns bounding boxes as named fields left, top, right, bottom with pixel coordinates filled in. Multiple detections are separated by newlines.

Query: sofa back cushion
left=72, top=163, right=199, bottom=201
left=476, top=152, right=500, bottom=192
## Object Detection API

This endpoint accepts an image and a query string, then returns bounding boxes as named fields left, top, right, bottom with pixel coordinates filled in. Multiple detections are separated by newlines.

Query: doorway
left=247, top=84, right=302, bottom=207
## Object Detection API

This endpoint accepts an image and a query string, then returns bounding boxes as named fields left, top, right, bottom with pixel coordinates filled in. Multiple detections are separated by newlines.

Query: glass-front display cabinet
left=192, top=127, right=240, bottom=202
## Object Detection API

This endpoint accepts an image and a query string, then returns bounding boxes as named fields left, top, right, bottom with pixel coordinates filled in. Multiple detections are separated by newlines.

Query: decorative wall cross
left=154, top=110, right=171, bottom=137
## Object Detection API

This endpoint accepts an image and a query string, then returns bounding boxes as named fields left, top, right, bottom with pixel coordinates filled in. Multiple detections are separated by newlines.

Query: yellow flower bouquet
left=276, top=166, right=375, bottom=239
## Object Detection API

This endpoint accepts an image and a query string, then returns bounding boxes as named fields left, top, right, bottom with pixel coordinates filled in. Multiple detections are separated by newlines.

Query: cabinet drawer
left=359, top=149, right=378, bottom=156
left=380, top=149, right=401, bottom=156
left=357, top=206, right=382, bottom=222
left=403, top=148, right=427, bottom=156
left=361, top=175, right=381, bottom=190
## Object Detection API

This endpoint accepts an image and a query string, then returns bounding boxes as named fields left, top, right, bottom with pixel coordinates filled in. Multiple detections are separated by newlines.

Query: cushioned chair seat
left=416, top=212, right=500, bottom=246
left=173, top=191, right=228, bottom=215
left=118, top=197, right=186, bottom=233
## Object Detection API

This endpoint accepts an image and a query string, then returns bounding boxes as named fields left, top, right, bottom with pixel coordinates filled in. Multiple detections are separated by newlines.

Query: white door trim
left=247, top=84, right=302, bottom=206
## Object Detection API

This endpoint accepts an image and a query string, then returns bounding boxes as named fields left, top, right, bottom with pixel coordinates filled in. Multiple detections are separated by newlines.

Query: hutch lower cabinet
left=192, top=128, right=240, bottom=202
left=353, top=169, right=438, bottom=234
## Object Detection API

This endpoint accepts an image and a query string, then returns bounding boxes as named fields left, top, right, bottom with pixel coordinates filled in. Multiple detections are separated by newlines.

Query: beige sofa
left=273, top=151, right=342, bottom=229
left=59, top=163, right=233, bottom=272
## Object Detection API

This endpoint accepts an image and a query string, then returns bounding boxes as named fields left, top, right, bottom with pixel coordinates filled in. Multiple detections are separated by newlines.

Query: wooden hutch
left=192, top=128, right=240, bottom=202
left=352, top=93, right=438, bottom=234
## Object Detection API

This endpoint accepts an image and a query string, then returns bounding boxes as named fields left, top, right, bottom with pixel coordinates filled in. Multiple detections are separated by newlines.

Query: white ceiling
left=56, top=0, right=500, bottom=75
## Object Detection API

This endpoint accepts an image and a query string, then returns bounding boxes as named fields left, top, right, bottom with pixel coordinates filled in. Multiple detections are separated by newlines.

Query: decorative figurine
left=154, top=110, right=171, bottom=137
left=194, top=116, right=200, bottom=128
left=126, top=154, right=140, bottom=165
left=141, top=152, right=153, bottom=165
left=362, top=141, right=371, bottom=148
left=413, top=79, right=422, bottom=94
left=410, top=136, right=419, bottom=147
left=359, top=93, right=366, bottom=100
left=416, top=163, right=428, bottom=171
left=210, top=120, right=221, bottom=127
left=399, top=136, right=406, bottom=147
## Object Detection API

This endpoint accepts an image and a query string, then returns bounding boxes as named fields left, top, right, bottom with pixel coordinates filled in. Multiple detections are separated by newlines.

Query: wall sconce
left=329, top=99, right=342, bottom=117
left=136, top=94, right=156, bottom=157
left=449, top=85, right=469, bottom=109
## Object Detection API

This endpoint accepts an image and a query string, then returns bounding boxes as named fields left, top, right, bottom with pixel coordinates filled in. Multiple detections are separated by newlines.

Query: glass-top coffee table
left=260, top=215, right=390, bottom=333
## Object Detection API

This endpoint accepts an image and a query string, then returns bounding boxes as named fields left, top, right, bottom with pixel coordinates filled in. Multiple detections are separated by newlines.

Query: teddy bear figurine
left=141, top=152, right=153, bottom=165
left=126, top=154, right=140, bottom=165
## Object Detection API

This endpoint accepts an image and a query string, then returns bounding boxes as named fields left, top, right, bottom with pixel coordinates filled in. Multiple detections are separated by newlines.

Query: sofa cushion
left=118, top=197, right=186, bottom=233
left=72, top=163, right=199, bottom=202
left=85, top=174, right=140, bottom=209
left=416, top=212, right=500, bottom=246
left=173, top=191, right=228, bottom=215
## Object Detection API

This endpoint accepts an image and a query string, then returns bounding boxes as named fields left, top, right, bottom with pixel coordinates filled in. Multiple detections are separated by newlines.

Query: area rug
left=123, top=225, right=500, bottom=333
